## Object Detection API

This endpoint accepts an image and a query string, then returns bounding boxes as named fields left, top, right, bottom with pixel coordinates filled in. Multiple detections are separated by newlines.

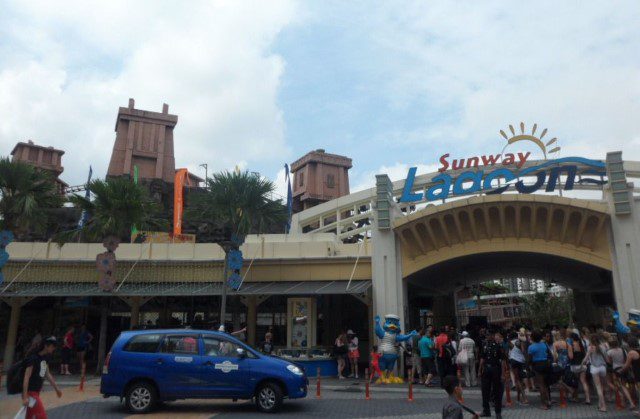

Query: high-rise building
left=290, top=149, right=352, bottom=212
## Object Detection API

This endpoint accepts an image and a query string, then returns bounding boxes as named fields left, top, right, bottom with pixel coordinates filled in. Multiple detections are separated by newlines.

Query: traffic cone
left=365, top=368, right=371, bottom=400
left=316, top=367, right=321, bottom=399
left=78, top=374, right=85, bottom=392
left=408, top=380, right=414, bottom=402
left=559, top=387, right=567, bottom=408
left=616, top=389, right=624, bottom=411
left=504, top=382, right=512, bottom=407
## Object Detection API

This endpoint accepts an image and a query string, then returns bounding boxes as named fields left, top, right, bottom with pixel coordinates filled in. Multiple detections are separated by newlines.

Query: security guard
left=478, top=329, right=505, bottom=418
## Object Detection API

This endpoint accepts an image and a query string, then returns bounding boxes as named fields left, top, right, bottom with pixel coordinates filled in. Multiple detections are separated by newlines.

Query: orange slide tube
left=173, top=168, right=191, bottom=236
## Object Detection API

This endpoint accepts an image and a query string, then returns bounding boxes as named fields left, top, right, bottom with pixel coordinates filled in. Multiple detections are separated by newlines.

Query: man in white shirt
left=459, top=331, right=477, bottom=387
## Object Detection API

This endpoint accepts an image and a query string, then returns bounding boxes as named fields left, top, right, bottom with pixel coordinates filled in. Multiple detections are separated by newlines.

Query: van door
left=155, top=334, right=204, bottom=397
left=200, top=335, right=253, bottom=397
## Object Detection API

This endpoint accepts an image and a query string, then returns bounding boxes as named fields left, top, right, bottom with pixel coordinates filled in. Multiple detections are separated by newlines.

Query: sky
left=1, top=1, right=639, bottom=198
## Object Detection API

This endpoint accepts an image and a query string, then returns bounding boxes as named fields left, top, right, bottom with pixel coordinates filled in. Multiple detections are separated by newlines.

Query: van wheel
left=255, top=382, right=283, bottom=413
left=125, top=381, right=157, bottom=413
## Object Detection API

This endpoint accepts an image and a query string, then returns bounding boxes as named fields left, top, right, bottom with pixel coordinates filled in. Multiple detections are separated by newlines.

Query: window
left=160, top=335, right=199, bottom=354
left=203, top=336, right=252, bottom=358
left=326, top=174, right=335, bottom=188
left=298, top=172, right=304, bottom=187
left=123, top=334, right=163, bottom=353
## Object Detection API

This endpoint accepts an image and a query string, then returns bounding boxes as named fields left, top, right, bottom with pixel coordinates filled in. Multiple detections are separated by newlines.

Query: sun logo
left=499, top=122, right=561, bottom=160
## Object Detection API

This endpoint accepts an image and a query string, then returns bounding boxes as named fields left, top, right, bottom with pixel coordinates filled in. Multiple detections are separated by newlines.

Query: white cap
left=218, top=325, right=225, bottom=332
left=461, top=331, right=469, bottom=337
left=347, top=329, right=355, bottom=335
left=385, top=314, right=400, bottom=320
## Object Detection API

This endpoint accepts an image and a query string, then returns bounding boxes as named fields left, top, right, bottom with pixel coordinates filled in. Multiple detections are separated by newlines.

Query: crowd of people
left=405, top=324, right=640, bottom=416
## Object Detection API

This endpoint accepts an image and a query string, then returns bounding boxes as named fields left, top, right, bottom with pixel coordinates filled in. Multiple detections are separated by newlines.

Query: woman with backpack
left=607, top=339, right=636, bottom=409
left=567, top=331, right=591, bottom=404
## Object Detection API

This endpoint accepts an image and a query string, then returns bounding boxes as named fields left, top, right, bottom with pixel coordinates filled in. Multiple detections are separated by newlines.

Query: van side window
left=203, top=336, right=250, bottom=358
left=123, top=334, right=163, bottom=353
left=160, top=335, right=199, bottom=354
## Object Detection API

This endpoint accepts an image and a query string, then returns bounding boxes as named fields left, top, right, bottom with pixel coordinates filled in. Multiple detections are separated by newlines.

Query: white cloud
left=0, top=0, right=297, bottom=185
left=361, top=1, right=640, bottom=158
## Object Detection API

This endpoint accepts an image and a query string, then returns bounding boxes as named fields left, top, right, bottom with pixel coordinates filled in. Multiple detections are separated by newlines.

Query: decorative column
left=95, top=298, right=109, bottom=374
left=240, top=295, right=269, bottom=346
left=2, top=297, right=32, bottom=369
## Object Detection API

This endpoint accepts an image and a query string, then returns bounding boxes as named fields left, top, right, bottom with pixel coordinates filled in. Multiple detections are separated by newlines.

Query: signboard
left=399, top=124, right=607, bottom=203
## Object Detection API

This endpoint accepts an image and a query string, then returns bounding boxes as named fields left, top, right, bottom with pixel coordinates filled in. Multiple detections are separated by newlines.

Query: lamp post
left=199, top=163, right=208, bottom=188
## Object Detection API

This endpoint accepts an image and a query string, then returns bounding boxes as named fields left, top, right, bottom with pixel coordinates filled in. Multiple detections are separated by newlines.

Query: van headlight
left=287, top=364, right=303, bottom=376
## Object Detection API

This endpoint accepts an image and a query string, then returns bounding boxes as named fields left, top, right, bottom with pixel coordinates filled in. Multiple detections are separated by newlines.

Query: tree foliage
left=59, top=177, right=166, bottom=243
left=522, top=291, right=574, bottom=329
left=0, top=157, right=63, bottom=238
left=185, top=170, right=288, bottom=246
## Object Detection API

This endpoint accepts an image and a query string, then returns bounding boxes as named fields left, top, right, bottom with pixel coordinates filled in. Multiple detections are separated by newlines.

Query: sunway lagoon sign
left=399, top=123, right=607, bottom=203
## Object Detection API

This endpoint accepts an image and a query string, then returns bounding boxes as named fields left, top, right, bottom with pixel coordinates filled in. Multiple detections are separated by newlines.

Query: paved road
left=1, top=377, right=636, bottom=418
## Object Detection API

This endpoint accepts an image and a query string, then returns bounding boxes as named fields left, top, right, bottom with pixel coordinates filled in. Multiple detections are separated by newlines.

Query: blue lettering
left=546, top=165, right=577, bottom=192
left=453, top=170, right=484, bottom=195
left=515, top=172, right=546, bottom=193
left=483, top=168, right=516, bottom=195
left=399, top=167, right=423, bottom=202
left=426, top=173, right=452, bottom=201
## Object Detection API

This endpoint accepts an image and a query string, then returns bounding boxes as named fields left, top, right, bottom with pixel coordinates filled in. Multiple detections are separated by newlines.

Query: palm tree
left=0, top=157, right=63, bottom=240
left=186, top=170, right=288, bottom=328
left=60, top=177, right=166, bottom=243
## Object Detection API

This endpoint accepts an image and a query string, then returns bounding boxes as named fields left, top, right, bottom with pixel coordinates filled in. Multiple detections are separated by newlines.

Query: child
left=370, top=345, right=383, bottom=384
left=442, top=375, right=479, bottom=419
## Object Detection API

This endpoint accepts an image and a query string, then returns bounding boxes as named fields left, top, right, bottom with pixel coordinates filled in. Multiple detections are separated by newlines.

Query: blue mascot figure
left=374, top=314, right=417, bottom=384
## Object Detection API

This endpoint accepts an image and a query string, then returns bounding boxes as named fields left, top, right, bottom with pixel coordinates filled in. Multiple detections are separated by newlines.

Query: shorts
left=421, top=357, right=436, bottom=375
left=26, top=391, right=46, bottom=419
left=509, top=359, right=525, bottom=377
left=590, top=365, right=607, bottom=377
left=348, top=349, right=360, bottom=359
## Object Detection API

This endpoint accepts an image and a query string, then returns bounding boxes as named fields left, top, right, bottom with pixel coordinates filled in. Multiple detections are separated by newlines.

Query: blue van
left=100, top=329, right=307, bottom=413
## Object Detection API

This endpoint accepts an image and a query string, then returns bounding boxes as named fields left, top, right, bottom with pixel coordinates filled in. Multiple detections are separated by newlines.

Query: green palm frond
left=186, top=170, right=287, bottom=241
left=58, top=177, right=167, bottom=243
left=0, top=157, right=63, bottom=237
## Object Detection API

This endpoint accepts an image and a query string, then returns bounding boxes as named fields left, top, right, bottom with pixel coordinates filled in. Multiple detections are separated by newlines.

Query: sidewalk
left=318, top=377, right=482, bottom=394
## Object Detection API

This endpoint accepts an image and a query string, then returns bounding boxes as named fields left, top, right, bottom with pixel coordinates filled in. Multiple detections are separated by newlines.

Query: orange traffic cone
left=316, top=367, right=321, bottom=399
left=78, top=374, right=85, bottom=392
left=408, top=380, right=414, bottom=402
left=504, top=383, right=512, bottom=407
left=616, top=389, right=624, bottom=411
left=559, top=387, right=567, bottom=408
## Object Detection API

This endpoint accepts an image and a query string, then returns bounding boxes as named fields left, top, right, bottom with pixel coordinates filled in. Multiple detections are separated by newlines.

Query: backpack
left=443, top=342, right=456, bottom=362
left=6, top=358, right=28, bottom=395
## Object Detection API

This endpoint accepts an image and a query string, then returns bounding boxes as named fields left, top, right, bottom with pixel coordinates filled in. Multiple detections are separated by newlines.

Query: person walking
left=347, top=330, right=360, bottom=378
left=607, top=339, right=636, bottom=409
left=409, top=328, right=424, bottom=384
left=528, top=330, right=552, bottom=410
left=583, top=333, right=608, bottom=412
left=420, top=329, right=437, bottom=386
left=435, top=329, right=451, bottom=387
left=619, top=337, right=640, bottom=417
left=60, top=325, right=74, bottom=375
left=458, top=331, right=477, bottom=387
left=441, top=375, right=480, bottom=419
left=479, top=330, right=504, bottom=419
left=567, top=331, right=591, bottom=404
left=22, top=337, right=63, bottom=418
left=76, top=324, right=93, bottom=379
left=334, top=332, right=348, bottom=379
left=508, top=331, right=529, bottom=404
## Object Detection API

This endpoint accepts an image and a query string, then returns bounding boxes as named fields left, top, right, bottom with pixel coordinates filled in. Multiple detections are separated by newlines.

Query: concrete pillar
left=371, top=229, right=406, bottom=330
left=605, top=180, right=640, bottom=323
left=2, top=298, right=30, bottom=369
left=573, top=290, right=599, bottom=326
left=246, top=296, right=257, bottom=346
left=96, top=299, right=109, bottom=374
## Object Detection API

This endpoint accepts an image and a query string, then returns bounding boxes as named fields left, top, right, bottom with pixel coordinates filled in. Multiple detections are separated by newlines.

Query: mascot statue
left=612, top=308, right=640, bottom=335
left=374, top=314, right=417, bottom=384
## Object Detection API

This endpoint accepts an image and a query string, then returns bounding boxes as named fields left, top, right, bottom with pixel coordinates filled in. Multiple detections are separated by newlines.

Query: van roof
left=120, top=328, right=226, bottom=336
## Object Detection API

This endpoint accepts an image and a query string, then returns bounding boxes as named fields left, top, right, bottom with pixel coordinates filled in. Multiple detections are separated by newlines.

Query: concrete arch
left=394, top=194, right=611, bottom=278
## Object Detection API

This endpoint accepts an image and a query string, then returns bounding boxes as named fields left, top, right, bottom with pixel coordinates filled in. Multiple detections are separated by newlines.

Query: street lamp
left=199, top=163, right=208, bottom=188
